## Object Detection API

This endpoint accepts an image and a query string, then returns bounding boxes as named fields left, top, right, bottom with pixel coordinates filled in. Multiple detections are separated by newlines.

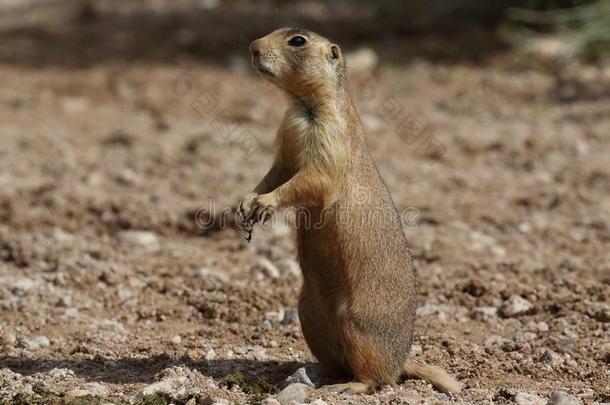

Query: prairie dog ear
left=329, top=44, right=342, bottom=62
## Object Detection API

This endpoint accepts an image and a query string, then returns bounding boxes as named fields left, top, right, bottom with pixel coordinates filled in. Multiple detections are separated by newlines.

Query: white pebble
left=32, top=335, right=50, bottom=349
left=514, top=392, right=545, bottom=405
left=117, top=230, right=160, bottom=250
left=499, top=295, right=533, bottom=317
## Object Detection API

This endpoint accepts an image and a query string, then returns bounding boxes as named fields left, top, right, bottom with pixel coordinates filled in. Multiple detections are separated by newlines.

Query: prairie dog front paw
left=238, top=192, right=259, bottom=226
left=252, top=193, right=278, bottom=224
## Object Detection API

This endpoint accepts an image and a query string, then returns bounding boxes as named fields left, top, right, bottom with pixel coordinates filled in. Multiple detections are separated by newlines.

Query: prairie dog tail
left=403, top=360, right=462, bottom=394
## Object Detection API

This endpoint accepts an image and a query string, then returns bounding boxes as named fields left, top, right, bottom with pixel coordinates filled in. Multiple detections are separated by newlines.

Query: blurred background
left=1, top=0, right=610, bottom=65
left=0, top=1, right=608, bottom=404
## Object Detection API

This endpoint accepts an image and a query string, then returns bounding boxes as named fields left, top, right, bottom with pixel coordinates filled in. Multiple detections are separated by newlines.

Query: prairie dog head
left=249, top=28, right=344, bottom=94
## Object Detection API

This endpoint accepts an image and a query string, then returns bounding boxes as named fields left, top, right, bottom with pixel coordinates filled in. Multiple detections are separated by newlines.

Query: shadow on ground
left=0, top=355, right=306, bottom=386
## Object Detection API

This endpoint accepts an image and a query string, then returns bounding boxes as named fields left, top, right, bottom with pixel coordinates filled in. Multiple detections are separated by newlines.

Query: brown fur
left=238, top=28, right=461, bottom=395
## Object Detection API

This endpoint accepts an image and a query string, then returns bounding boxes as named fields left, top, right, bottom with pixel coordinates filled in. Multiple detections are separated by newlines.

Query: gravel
left=0, top=12, right=607, bottom=404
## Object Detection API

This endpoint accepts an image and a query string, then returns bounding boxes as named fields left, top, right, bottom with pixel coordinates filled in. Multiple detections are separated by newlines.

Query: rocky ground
left=0, top=1, right=609, bottom=404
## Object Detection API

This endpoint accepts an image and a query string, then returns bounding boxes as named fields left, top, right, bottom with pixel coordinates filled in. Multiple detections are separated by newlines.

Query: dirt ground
left=0, top=1, right=609, bottom=404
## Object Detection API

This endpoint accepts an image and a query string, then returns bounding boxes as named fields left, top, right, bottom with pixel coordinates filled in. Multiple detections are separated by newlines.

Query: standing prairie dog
left=238, top=28, right=461, bottom=395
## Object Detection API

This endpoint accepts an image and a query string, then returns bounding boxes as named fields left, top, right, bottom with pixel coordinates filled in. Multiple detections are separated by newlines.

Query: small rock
left=416, top=303, right=444, bottom=317
left=194, top=267, right=229, bottom=283
left=50, top=227, right=74, bottom=243
left=117, top=230, right=160, bottom=250
left=514, top=331, right=537, bottom=345
left=470, top=231, right=496, bottom=246
left=538, top=349, right=559, bottom=365
left=8, top=277, right=35, bottom=294
left=514, top=392, right=545, bottom=405
left=31, top=335, right=50, bottom=349
left=527, top=321, right=549, bottom=333
left=260, top=319, right=272, bottom=330
left=1, top=331, right=16, bottom=346
left=491, top=245, right=507, bottom=257
left=82, top=382, right=109, bottom=396
left=256, top=258, right=280, bottom=279
left=518, top=222, right=531, bottom=233
left=205, top=348, right=216, bottom=360
left=284, top=365, right=320, bottom=388
left=309, top=400, right=328, bottom=405
left=61, top=96, right=89, bottom=114
left=485, top=335, right=509, bottom=347
left=587, top=301, right=610, bottom=323
left=252, top=345, right=267, bottom=361
left=562, top=328, right=578, bottom=339
left=282, top=308, right=299, bottom=325
left=547, top=390, right=580, bottom=405
left=48, top=368, right=74, bottom=380
left=66, top=389, right=93, bottom=398
left=526, top=37, right=576, bottom=62
left=170, top=335, right=182, bottom=345
left=565, top=358, right=577, bottom=368
left=64, top=307, right=79, bottom=318
left=276, top=383, right=309, bottom=405
left=138, top=377, right=188, bottom=397
left=557, top=338, right=573, bottom=354
left=264, top=310, right=285, bottom=323
left=15, top=336, right=30, bottom=349
left=116, top=168, right=139, bottom=185
left=410, top=343, right=422, bottom=357
left=471, top=306, right=498, bottom=321
left=277, top=258, right=300, bottom=277
left=92, top=319, right=126, bottom=334
left=500, top=295, right=533, bottom=317
left=262, top=399, right=281, bottom=405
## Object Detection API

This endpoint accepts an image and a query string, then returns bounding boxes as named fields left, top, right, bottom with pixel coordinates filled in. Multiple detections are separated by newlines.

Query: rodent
left=238, top=27, right=461, bottom=395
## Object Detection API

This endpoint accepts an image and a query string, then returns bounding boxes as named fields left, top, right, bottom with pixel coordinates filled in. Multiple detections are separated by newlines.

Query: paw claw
left=237, top=192, right=259, bottom=227
left=237, top=193, right=277, bottom=229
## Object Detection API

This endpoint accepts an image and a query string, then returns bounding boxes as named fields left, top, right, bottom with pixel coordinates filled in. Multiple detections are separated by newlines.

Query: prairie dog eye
left=288, top=36, right=307, bottom=47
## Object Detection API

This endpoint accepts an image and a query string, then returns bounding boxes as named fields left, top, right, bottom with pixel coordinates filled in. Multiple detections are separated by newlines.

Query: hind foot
left=319, top=381, right=373, bottom=394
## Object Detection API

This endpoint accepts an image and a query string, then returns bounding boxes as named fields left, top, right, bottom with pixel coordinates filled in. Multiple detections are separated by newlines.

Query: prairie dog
left=238, top=28, right=461, bottom=395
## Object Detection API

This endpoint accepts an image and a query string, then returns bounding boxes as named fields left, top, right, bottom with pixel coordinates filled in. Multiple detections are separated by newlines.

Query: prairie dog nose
left=250, top=40, right=261, bottom=57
